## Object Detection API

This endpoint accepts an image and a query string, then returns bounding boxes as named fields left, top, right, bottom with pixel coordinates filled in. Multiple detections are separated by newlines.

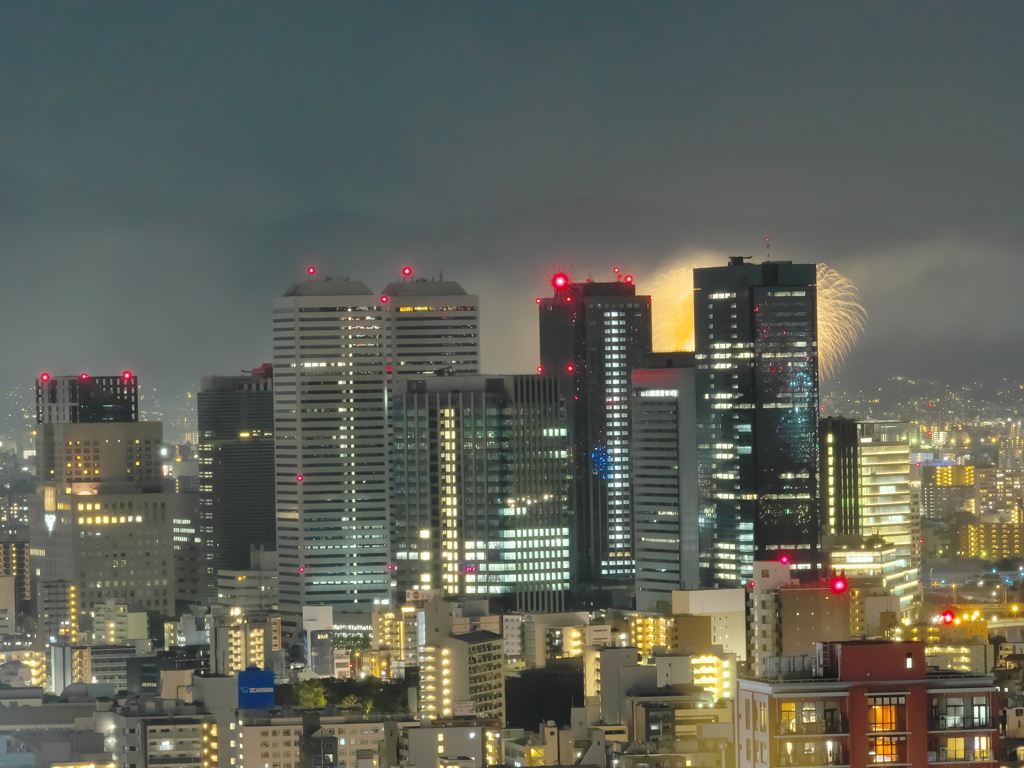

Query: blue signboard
left=238, top=667, right=275, bottom=710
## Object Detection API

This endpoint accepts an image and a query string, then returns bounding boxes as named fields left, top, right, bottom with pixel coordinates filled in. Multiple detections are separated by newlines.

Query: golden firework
left=648, top=267, right=697, bottom=352
left=816, top=263, right=867, bottom=379
left=645, top=262, right=866, bottom=379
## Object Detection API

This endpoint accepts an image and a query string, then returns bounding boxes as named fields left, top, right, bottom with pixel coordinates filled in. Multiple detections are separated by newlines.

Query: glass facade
left=390, top=375, right=570, bottom=612
left=694, top=261, right=819, bottom=586
left=538, top=280, right=652, bottom=589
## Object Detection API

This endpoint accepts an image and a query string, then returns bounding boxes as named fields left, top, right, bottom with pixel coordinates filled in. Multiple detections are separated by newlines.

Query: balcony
left=927, top=747, right=994, bottom=762
left=928, top=715, right=994, bottom=731
left=775, top=751, right=848, bottom=767
left=777, top=718, right=848, bottom=736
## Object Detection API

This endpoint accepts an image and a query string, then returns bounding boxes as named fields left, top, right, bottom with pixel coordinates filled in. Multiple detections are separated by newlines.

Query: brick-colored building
left=736, top=640, right=1001, bottom=767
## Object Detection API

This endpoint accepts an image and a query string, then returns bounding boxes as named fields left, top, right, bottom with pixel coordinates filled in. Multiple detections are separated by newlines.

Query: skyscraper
left=380, top=278, right=480, bottom=387
left=631, top=352, right=699, bottom=610
left=694, top=259, right=819, bottom=586
left=390, top=374, right=570, bottom=612
left=197, top=365, right=275, bottom=574
left=272, top=272, right=480, bottom=631
left=273, top=279, right=389, bottom=629
left=538, top=273, right=652, bottom=594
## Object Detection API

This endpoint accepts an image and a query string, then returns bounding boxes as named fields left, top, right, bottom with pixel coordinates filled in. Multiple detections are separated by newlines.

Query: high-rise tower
left=631, top=352, right=699, bottom=610
left=273, top=279, right=389, bottom=629
left=197, top=365, right=275, bottom=574
left=694, top=259, right=819, bottom=586
left=272, top=271, right=480, bottom=631
left=538, top=273, right=652, bottom=595
left=390, top=374, right=570, bottom=612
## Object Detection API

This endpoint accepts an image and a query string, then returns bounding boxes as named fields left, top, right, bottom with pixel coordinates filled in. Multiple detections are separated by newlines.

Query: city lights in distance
left=551, top=272, right=570, bottom=290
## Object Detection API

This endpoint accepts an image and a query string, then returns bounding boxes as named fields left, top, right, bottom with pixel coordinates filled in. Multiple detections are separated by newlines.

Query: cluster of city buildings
left=1, top=258, right=1023, bottom=767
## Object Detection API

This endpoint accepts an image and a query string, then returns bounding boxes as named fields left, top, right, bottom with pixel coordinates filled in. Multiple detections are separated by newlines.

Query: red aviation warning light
left=624, top=274, right=634, bottom=284
left=941, top=610, right=955, bottom=625
left=779, top=555, right=791, bottom=565
left=402, top=266, right=413, bottom=277
left=380, top=295, right=389, bottom=303
left=299, top=566, right=306, bottom=573
left=536, top=366, right=544, bottom=373
left=535, top=298, right=542, bottom=304
left=40, top=373, right=50, bottom=382
left=565, top=364, right=576, bottom=373
left=551, top=272, right=570, bottom=290
left=613, top=267, right=621, bottom=274
left=830, top=577, right=848, bottom=594
left=79, top=373, right=89, bottom=381
left=122, top=371, right=133, bottom=380
left=307, top=266, right=316, bottom=275
left=295, top=474, right=304, bottom=482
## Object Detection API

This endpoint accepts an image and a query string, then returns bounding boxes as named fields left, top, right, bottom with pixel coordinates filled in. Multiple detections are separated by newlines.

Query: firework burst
left=648, top=267, right=697, bottom=352
left=645, top=262, right=867, bottom=379
left=816, top=263, right=867, bottom=379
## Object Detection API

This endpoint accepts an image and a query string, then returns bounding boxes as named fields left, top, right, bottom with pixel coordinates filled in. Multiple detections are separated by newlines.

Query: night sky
left=2, top=3, right=1023, bottom=437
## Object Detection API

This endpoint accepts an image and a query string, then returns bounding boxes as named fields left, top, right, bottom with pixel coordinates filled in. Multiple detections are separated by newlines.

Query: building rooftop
left=282, top=279, right=373, bottom=297
left=380, top=280, right=470, bottom=297
left=450, top=630, right=504, bottom=645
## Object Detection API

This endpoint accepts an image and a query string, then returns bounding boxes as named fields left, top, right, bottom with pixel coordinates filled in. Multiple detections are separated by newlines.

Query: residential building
left=419, top=630, right=505, bottom=722
left=736, top=640, right=1002, bottom=768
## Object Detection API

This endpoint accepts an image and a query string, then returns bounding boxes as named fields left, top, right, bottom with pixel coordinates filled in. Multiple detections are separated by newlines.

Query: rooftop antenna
left=765, top=237, right=771, bottom=262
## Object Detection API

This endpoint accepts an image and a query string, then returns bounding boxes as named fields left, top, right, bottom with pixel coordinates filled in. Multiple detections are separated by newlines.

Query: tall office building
left=538, top=274, right=652, bottom=593
left=631, top=353, right=699, bottom=611
left=272, top=273, right=479, bottom=631
left=29, top=373, right=196, bottom=625
left=694, top=259, right=819, bottom=587
left=380, top=278, right=480, bottom=387
left=273, top=279, right=389, bottom=629
left=197, top=366, right=275, bottom=574
left=390, top=374, right=570, bottom=612
left=819, top=418, right=917, bottom=571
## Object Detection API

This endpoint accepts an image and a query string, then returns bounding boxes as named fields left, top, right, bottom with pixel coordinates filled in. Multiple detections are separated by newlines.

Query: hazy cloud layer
left=0, top=3, right=1022, bottom=436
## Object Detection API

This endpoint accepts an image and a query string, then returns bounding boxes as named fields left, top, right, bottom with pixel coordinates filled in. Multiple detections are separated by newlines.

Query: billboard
left=238, top=667, right=275, bottom=710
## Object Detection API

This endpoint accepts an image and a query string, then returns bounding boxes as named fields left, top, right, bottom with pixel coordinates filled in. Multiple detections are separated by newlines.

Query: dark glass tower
left=538, top=275, right=652, bottom=594
left=694, top=259, right=819, bottom=586
left=197, top=366, right=275, bottom=573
